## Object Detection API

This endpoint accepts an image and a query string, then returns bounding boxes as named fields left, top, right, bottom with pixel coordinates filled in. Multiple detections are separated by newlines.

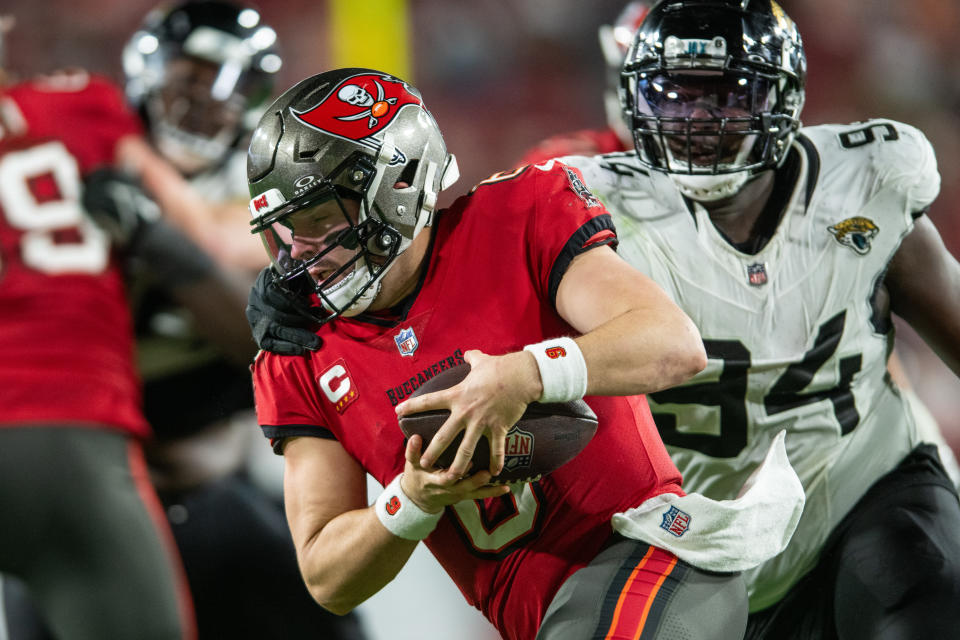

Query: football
left=397, top=363, right=598, bottom=484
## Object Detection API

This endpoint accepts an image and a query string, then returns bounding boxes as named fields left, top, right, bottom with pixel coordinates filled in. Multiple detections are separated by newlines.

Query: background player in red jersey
left=245, top=68, right=805, bottom=640
left=3, top=4, right=369, bottom=638
left=103, top=3, right=369, bottom=637
left=0, top=67, right=197, bottom=638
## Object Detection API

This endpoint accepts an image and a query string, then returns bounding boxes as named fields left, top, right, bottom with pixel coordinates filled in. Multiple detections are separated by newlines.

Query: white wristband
left=374, top=474, right=443, bottom=541
left=523, top=336, right=588, bottom=403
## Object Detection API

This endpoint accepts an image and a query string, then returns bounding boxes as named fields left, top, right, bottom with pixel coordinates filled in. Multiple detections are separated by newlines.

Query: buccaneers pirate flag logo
left=291, top=72, right=422, bottom=149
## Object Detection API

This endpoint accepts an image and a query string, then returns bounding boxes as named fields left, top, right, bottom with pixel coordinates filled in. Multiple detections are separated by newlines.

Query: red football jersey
left=252, top=161, right=683, bottom=640
left=0, top=71, right=149, bottom=438
left=517, top=127, right=630, bottom=167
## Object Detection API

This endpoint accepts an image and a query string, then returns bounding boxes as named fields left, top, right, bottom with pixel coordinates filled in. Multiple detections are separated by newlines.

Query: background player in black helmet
left=122, top=0, right=281, bottom=271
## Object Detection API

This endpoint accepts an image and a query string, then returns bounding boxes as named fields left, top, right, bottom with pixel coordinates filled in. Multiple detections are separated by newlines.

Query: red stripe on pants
left=127, top=440, right=198, bottom=640
left=602, top=547, right=679, bottom=640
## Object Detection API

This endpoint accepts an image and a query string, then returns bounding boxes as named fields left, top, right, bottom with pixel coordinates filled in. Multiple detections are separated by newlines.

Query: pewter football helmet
left=247, top=68, right=459, bottom=323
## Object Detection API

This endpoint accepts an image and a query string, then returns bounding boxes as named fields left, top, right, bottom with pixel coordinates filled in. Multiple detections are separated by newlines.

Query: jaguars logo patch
left=828, top=217, right=879, bottom=255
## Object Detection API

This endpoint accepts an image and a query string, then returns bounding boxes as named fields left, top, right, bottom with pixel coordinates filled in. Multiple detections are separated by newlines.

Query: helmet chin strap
left=669, top=172, right=750, bottom=202
left=319, top=262, right=383, bottom=317
left=339, top=272, right=382, bottom=317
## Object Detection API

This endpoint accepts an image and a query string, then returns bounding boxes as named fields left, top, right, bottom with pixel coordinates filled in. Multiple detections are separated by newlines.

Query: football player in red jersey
left=244, top=68, right=806, bottom=640
left=0, top=68, right=197, bottom=638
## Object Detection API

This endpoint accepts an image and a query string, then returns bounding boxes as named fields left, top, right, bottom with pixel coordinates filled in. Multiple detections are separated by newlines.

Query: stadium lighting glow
left=238, top=9, right=260, bottom=28
left=251, top=27, right=276, bottom=50
left=137, top=34, right=159, bottom=55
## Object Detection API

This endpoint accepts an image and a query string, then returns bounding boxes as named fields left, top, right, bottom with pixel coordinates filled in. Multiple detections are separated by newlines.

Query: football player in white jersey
left=554, top=1, right=960, bottom=638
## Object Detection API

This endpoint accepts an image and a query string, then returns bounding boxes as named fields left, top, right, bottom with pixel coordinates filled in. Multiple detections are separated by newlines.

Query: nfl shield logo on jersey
left=747, top=262, right=768, bottom=287
left=394, top=327, right=419, bottom=357
left=660, top=505, right=692, bottom=537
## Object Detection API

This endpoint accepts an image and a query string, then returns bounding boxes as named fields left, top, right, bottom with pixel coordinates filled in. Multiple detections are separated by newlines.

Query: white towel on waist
left=611, top=430, right=804, bottom=572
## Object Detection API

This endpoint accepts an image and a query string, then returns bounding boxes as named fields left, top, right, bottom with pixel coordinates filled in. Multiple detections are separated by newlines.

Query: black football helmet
left=621, top=0, right=806, bottom=200
left=247, top=68, right=459, bottom=324
left=123, top=1, right=282, bottom=175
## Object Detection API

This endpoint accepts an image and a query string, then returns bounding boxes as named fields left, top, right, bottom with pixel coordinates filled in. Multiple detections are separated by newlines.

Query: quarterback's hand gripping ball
left=398, top=363, right=598, bottom=485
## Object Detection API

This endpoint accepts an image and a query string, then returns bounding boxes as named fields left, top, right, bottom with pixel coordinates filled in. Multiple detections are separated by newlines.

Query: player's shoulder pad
left=468, top=158, right=601, bottom=210
left=801, top=119, right=940, bottom=212
left=556, top=152, right=675, bottom=221
left=251, top=346, right=314, bottom=382
left=550, top=151, right=641, bottom=185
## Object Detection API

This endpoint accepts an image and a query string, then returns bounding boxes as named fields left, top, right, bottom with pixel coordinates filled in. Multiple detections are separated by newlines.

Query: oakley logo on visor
left=249, top=188, right=288, bottom=217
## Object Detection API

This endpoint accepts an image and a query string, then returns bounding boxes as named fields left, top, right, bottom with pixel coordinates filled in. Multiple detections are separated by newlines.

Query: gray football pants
left=0, top=426, right=194, bottom=640
left=537, top=535, right=748, bottom=639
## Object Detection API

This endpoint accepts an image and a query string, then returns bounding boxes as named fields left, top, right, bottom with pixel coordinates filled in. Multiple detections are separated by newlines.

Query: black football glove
left=82, top=167, right=161, bottom=248
left=247, top=266, right=322, bottom=356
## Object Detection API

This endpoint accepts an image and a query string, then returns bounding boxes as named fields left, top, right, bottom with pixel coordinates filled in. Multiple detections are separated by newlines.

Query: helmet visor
left=155, top=57, right=247, bottom=138
left=637, top=71, right=776, bottom=119
left=632, top=70, right=779, bottom=173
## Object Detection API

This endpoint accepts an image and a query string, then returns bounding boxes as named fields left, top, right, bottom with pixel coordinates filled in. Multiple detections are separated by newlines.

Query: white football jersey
left=561, top=119, right=941, bottom=611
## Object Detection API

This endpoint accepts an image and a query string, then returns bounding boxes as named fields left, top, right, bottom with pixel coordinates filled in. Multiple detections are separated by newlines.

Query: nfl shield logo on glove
left=394, top=327, right=419, bottom=357
left=660, top=505, right=691, bottom=537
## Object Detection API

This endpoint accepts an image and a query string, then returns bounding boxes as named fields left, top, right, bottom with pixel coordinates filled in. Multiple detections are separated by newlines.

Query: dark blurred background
left=3, top=0, right=958, bottom=637
left=4, top=0, right=959, bottom=248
